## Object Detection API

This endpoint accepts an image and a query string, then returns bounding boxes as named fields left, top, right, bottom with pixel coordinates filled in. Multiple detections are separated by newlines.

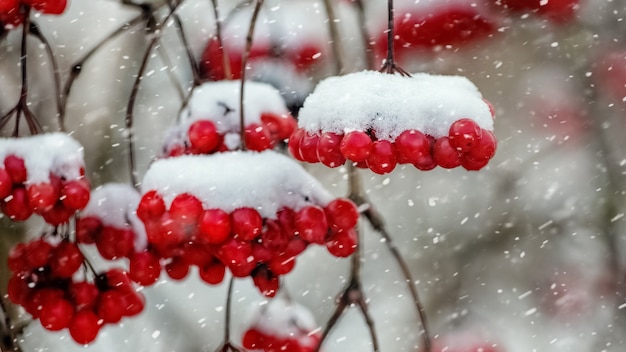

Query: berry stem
left=156, top=42, right=186, bottom=102
left=238, top=0, right=264, bottom=151
left=321, top=0, right=344, bottom=75
left=125, top=1, right=184, bottom=188
left=0, top=291, right=23, bottom=352
left=216, top=277, right=243, bottom=352
left=169, top=2, right=201, bottom=87
left=27, top=21, right=64, bottom=132
left=378, top=0, right=411, bottom=77
left=209, top=0, right=233, bottom=80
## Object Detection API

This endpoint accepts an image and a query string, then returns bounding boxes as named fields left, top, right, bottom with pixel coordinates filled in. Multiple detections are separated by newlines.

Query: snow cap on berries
left=140, top=151, right=333, bottom=218
left=244, top=295, right=318, bottom=339
left=81, top=183, right=147, bottom=251
left=0, top=133, right=85, bottom=183
left=297, top=70, right=493, bottom=140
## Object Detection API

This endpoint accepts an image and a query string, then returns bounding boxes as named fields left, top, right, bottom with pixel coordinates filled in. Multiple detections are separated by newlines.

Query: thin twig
left=378, top=0, right=410, bottom=76
left=125, top=1, right=184, bottom=188
left=28, top=22, right=63, bottom=131
left=238, top=0, right=264, bottom=151
left=156, top=44, right=186, bottom=101
left=170, top=11, right=201, bottom=86
left=352, top=0, right=374, bottom=70
left=0, top=292, right=22, bottom=352
left=321, top=0, right=344, bottom=75
left=209, top=0, right=232, bottom=80
left=216, top=277, right=243, bottom=352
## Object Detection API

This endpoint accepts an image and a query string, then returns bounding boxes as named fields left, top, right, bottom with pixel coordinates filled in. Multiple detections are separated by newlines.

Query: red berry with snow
left=40, top=298, right=75, bottom=331
left=50, top=241, right=84, bottom=278
left=317, top=132, right=346, bottom=168
left=129, top=251, right=161, bottom=286
left=295, top=205, right=328, bottom=244
left=198, top=208, right=231, bottom=244
left=245, top=123, right=274, bottom=151
left=448, top=118, right=482, bottom=153
left=366, top=140, right=397, bottom=175
left=326, top=228, right=358, bottom=258
left=27, top=182, right=59, bottom=214
left=188, top=120, right=219, bottom=154
left=325, top=198, right=359, bottom=231
left=0, top=168, right=12, bottom=199
left=61, top=179, right=90, bottom=211
left=137, top=190, right=166, bottom=222
left=298, top=132, right=320, bottom=163
left=69, top=310, right=101, bottom=345
left=4, top=155, right=27, bottom=184
left=231, top=207, right=263, bottom=241
left=2, top=187, right=32, bottom=221
left=395, top=130, right=431, bottom=164
left=340, top=131, right=372, bottom=162
left=433, top=137, right=462, bottom=169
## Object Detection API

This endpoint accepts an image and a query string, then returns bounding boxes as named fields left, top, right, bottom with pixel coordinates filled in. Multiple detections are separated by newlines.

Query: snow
left=243, top=294, right=318, bottom=341
left=395, top=0, right=491, bottom=13
left=0, top=132, right=85, bottom=184
left=81, top=183, right=148, bottom=252
left=140, top=151, right=333, bottom=218
left=297, top=70, right=494, bottom=140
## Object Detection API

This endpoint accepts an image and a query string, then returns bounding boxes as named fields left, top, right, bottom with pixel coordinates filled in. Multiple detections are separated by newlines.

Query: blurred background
left=1, top=0, right=626, bottom=351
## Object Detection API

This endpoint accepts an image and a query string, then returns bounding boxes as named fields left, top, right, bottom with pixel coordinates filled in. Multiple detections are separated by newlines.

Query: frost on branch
left=291, top=70, right=497, bottom=173
left=162, top=81, right=296, bottom=156
left=241, top=296, right=320, bottom=352
left=135, top=151, right=358, bottom=295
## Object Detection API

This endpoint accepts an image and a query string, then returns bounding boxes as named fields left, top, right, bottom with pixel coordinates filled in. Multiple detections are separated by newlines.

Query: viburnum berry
left=4, top=155, right=27, bottom=184
left=7, top=242, right=28, bottom=273
left=317, top=132, right=346, bottom=168
left=27, top=182, right=59, bottom=214
left=96, top=227, right=134, bottom=260
left=41, top=203, right=73, bottom=225
left=295, top=205, right=328, bottom=244
left=261, top=219, right=289, bottom=252
left=261, top=113, right=297, bottom=141
left=61, top=179, right=90, bottom=211
left=467, top=129, right=497, bottom=161
left=366, top=140, right=397, bottom=175
left=268, top=253, right=296, bottom=275
left=252, top=266, right=279, bottom=297
left=129, top=251, right=161, bottom=286
left=0, top=168, right=12, bottom=199
left=2, top=187, right=32, bottom=221
left=0, top=0, right=19, bottom=14
left=199, top=260, right=226, bottom=285
left=230, top=207, right=263, bottom=241
left=242, top=328, right=264, bottom=349
left=298, top=132, right=320, bottom=163
left=7, top=275, right=29, bottom=305
left=76, top=216, right=102, bottom=244
left=218, top=239, right=253, bottom=268
left=325, top=198, right=359, bottom=231
left=69, top=309, right=101, bottom=345
left=96, top=290, right=126, bottom=323
left=326, top=228, right=358, bottom=257
left=395, top=129, right=431, bottom=164
left=198, top=208, right=231, bottom=244
left=448, top=118, right=482, bottom=153
left=121, top=290, right=145, bottom=317
left=170, top=193, right=203, bottom=223
left=461, top=156, right=490, bottom=171
left=433, top=137, right=462, bottom=169
left=39, top=298, right=75, bottom=331
left=188, top=120, right=220, bottom=154
left=165, top=257, right=190, bottom=280
left=69, top=282, right=100, bottom=311
left=137, top=190, right=166, bottom=222
left=288, top=128, right=306, bottom=161
left=25, top=0, right=68, bottom=15
left=413, top=135, right=437, bottom=171
left=25, top=239, right=53, bottom=269
left=50, top=241, right=84, bottom=278
left=340, top=130, right=372, bottom=162
left=245, top=123, right=274, bottom=151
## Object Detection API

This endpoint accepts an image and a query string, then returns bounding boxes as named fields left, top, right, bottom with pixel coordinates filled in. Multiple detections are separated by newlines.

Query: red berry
left=245, top=123, right=274, bottom=151
left=76, top=216, right=102, bottom=244
left=317, top=132, right=346, bottom=168
left=7, top=275, right=29, bottom=305
left=288, top=128, right=306, bottom=161
left=295, top=206, right=328, bottom=244
left=448, top=118, right=482, bottom=153
left=61, top=179, right=90, bottom=211
left=121, top=291, right=145, bottom=317
left=26, top=0, right=68, bottom=15
left=40, top=298, right=74, bottom=331
left=0, top=168, right=12, bottom=199
left=243, top=328, right=264, bottom=349
left=26, top=182, right=58, bottom=214
left=467, top=129, right=497, bottom=161
left=199, top=261, right=226, bottom=285
left=461, top=155, right=490, bottom=171
left=252, top=267, right=279, bottom=297
left=324, top=198, right=359, bottom=231
left=395, top=130, right=431, bottom=164
left=169, top=193, right=203, bottom=236
left=97, top=290, right=126, bottom=323
left=105, top=268, right=133, bottom=292
left=366, top=140, right=397, bottom=175
left=340, top=131, right=372, bottom=162
left=26, top=239, right=53, bottom=269
left=96, top=226, right=135, bottom=260
left=129, top=251, right=161, bottom=286
left=268, top=254, right=296, bottom=275
left=50, top=241, right=84, bottom=278
left=433, top=137, right=462, bottom=169
left=198, top=208, right=231, bottom=244
left=188, top=120, right=220, bottom=154
left=165, top=257, right=190, bottom=280
left=230, top=207, right=263, bottom=241
left=0, top=0, right=19, bottom=13
left=69, top=282, right=100, bottom=311
left=285, top=237, right=308, bottom=257
left=69, top=309, right=101, bottom=345
left=326, top=228, right=357, bottom=257
left=137, top=190, right=166, bottom=222
left=298, top=132, right=320, bottom=163
left=261, top=113, right=297, bottom=140
left=8, top=242, right=28, bottom=273
left=29, top=288, right=65, bottom=319
left=4, top=155, right=27, bottom=184
left=2, top=187, right=32, bottom=221
left=413, top=135, right=437, bottom=171
left=277, top=207, right=297, bottom=237
left=261, top=219, right=289, bottom=252
left=218, top=239, right=253, bottom=267
left=41, top=203, right=73, bottom=225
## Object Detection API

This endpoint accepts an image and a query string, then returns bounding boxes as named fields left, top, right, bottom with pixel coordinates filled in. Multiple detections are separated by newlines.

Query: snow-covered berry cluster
left=293, top=71, right=497, bottom=174
left=0, top=0, right=67, bottom=29
left=75, top=184, right=147, bottom=261
left=135, top=151, right=358, bottom=296
left=0, top=133, right=89, bottom=224
left=241, top=296, right=321, bottom=352
left=7, top=238, right=144, bottom=344
left=162, top=81, right=296, bottom=157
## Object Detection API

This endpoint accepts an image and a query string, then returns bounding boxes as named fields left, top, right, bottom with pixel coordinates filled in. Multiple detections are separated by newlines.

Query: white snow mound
left=140, top=150, right=333, bottom=218
left=297, top=70, right=494, bottom=140
left=0, top=132, right=85, bottom=184
left=244, top=295, right=318, bottom=340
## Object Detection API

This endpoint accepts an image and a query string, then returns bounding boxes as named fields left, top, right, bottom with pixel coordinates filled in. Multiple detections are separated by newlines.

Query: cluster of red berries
left=7, top=238, right=145, bottom=344
left=242, top=328, right=321, bottom=352
left=0, top=155, right=89, bottom=225
left=288, top=117, right=496, bottom=174
left=166, top=113, right=296, bottom=157
left=134, top=190, right=358, bottom=296
left=0, top=0, right=67, bottom=28
left=76, top=215, right=138, bottom=262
